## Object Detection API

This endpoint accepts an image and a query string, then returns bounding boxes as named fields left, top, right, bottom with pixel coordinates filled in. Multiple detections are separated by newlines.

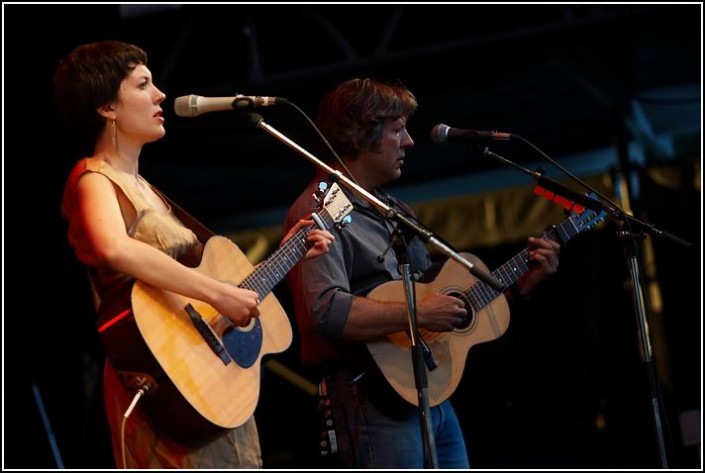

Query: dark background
left=3, top=4, right=701, bottom=469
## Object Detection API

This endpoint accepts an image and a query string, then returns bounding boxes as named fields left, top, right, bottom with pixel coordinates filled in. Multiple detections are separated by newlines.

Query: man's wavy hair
left=315, top=78, right=418, bottom=161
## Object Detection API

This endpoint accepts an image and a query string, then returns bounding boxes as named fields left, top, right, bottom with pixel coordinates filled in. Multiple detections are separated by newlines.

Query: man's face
left=363, top=117, right=415, bottom=188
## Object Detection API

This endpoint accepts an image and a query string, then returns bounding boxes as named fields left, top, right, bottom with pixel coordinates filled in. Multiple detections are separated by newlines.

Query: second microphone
left=431, top=123, right=512, bottom=143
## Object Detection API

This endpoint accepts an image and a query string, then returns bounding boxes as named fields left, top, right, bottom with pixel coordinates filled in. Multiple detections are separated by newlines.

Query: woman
left=54, top=39, right=333, bottom=468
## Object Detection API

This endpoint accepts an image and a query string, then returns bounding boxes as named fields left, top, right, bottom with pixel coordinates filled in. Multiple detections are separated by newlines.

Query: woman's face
left=113, top=64, right=167, bottom=146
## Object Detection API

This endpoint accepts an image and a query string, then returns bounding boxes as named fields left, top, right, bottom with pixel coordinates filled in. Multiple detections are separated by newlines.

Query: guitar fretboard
left=238, top=211, right=335, bottom=299
left=466, top=215, right=583, bottom=312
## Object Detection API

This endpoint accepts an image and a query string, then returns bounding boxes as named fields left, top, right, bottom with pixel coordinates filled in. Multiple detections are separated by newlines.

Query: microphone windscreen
left=174, top=95, right=197, bottom=117
left=430, top=123, right=450, bottom=143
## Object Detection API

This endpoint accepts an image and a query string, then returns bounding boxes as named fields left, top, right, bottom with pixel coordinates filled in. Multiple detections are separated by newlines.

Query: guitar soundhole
left=222, top=318, right=263, bottom=368
left=447, top=290, right=475, bottom=331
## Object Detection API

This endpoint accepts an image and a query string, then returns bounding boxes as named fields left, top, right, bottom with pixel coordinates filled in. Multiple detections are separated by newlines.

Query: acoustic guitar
left=99, top=183, right=352, bottom=446
left=366, top=199, right=606, bottom=407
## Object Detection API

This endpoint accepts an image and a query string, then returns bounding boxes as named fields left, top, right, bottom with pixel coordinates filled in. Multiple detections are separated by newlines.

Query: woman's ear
left=97, top=103, right=116, bottom=120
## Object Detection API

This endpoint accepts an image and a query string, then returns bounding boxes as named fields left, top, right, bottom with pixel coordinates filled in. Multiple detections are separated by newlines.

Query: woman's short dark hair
left=53, top=40, right=148, bottom=150
left=316, top=78, right=418, bottom=160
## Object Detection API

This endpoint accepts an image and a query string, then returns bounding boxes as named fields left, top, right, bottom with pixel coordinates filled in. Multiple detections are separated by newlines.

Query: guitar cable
left=119, top=384, right=152, bottom=468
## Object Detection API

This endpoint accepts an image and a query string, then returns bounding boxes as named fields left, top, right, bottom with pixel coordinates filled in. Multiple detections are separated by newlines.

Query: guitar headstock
left=318, top=182, right=353, bottom=231
left=568, top=192, right=608, bottom=234
left=534, top=185, right=608, bottom=235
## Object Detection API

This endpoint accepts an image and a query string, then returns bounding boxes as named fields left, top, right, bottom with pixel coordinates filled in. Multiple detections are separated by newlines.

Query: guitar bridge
left=184, top=303, right=231, bottom=366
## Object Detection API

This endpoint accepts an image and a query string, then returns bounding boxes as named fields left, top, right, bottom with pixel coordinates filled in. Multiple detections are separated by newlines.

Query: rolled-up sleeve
left=298, top=236, right=353, bottom=339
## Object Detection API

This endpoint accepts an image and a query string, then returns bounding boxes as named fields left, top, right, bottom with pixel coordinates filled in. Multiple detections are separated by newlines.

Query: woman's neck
left=94, top=139, right=141, bottom=177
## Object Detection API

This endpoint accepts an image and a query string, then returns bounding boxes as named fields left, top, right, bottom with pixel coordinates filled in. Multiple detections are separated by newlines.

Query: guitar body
left=366, top=252, right=509, bottom=407
left=98, top=183, right=353, bottom=447
left=102, top=236, right=292, bottom=446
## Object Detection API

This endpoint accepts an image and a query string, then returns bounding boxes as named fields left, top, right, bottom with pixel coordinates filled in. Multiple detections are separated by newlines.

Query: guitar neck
left=468, top=217, right=581, bottom=311
left=238, top=210, right=334, bottom=299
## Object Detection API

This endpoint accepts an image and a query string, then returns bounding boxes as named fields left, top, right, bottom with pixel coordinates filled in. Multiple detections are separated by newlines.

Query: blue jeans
left=325, top=370, right=470, bottom=468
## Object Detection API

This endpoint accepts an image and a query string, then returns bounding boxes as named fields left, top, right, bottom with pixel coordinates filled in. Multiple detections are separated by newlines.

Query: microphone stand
left=483, top=148, right=692, bottom=249
left=249, top=113, right=504, bottom=292
left=482, top=145, right=692, bottom=468
left=249, top=113, right=502, bottom=469
left=394, top=228, right=439, bottom=468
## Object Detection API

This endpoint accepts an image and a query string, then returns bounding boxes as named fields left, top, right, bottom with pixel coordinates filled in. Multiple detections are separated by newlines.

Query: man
left=283, top=78, right=560, bottom=468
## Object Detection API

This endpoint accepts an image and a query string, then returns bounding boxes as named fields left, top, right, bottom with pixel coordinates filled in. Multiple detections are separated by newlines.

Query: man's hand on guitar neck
left=515, top=236, right=561, bottom=297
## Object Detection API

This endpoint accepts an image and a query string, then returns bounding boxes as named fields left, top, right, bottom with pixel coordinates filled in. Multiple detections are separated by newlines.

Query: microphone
left=174, top=94, right=281, bottom=117
left=430, top=123, right=511, bottom=143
